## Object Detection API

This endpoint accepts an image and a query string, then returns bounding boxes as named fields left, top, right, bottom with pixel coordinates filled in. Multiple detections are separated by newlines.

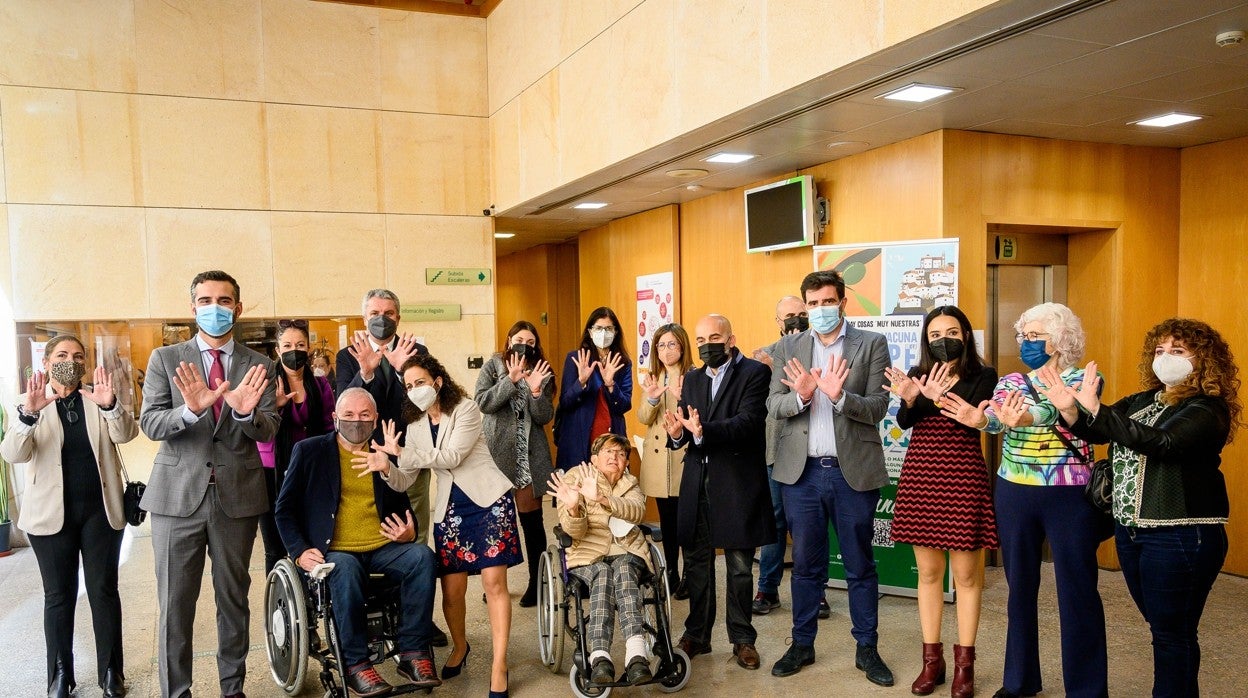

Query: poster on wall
left=814, top=238, right=960, bottom=600
left=635, top=272, right=675, bottom=371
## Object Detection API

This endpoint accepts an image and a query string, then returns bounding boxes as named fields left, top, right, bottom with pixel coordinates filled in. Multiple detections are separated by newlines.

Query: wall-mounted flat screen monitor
left=745, top=175, right=818, bottom=253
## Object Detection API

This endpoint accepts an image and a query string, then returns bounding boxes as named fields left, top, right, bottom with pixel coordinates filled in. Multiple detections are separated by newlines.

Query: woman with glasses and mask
left=940, top=303, right=1108, bottom=698
left=310, top=348, right=337, bottom=395
left=1043, top=318, right=1239, bottom=698
left=636, top=323, right=692, bottom=597
left=884, top=306, right=997, bottom=698
left=554, top=307, right=633, bottom=473
left=257, top=319, right=335, bottom=574
left=3, top=335, right=139, bottom=698
left=379, top=353, right=520, bottom=697
left=474, top=320, right=556, bottom=607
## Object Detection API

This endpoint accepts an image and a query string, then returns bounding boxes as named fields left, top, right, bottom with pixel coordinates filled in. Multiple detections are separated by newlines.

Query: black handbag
left=118, top=453, right=147, bottom=527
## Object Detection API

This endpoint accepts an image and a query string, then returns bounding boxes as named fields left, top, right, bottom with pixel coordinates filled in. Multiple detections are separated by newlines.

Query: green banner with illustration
left=815, top=238, right=959, bottom=600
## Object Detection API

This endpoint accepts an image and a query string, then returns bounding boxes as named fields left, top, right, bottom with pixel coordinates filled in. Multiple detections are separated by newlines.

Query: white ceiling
left=494, top=0, right=1248, bottom=255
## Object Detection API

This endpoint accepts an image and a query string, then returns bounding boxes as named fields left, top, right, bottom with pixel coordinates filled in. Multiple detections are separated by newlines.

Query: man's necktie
left=208, top=348, right=226, bottom=420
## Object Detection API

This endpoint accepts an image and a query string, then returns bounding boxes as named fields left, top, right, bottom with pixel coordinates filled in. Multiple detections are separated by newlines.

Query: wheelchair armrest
left=638, top=522, right=662, bottom=542
left=553, top=525, right=573, bottom=549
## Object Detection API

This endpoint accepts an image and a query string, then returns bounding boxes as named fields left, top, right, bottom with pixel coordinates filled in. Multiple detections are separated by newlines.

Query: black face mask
left=368, top=315, right=397, bottom=340
left=281, top=349, right=308, bottom=371
left=782, top=315, right=809, bottom=335
left=510, top=343, right=531, bottom=361
left=698, top=342, right=730, bottom=369
left=929, top=337, right=964, bottom=363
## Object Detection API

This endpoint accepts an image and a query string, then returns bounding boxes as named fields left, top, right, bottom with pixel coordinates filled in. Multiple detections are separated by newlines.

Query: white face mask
left=312, top=367, right=328, bottom=378
left=1152, top=353, right=1194, bottom=387
left=408, top=384, right=438, bottom=411
left=591, top=328, right=615, bottom=349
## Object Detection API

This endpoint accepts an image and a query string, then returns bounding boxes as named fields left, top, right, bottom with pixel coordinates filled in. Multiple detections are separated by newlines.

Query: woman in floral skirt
left=388, top=353, right=521, bottom=698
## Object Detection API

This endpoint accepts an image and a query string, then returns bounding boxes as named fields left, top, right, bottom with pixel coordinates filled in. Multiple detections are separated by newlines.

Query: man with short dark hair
left=275, top=388, right=441, bottom=696
left=766, top=270, right=894, bottom=686
left=665, top=314, right=774, bottom=672
left=140, top=270, right=279, bottom=698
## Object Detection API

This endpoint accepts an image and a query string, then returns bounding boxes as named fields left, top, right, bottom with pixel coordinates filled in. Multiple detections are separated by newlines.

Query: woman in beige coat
left=1, top=334, right=139, bottom=698
left=636, top=323, right=692, bottom=597
left=547, top=433, right=653, bottom=685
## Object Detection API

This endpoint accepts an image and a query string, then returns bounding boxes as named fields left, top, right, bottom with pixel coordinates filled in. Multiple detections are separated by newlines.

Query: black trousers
left=682, top=474, right=756, bottom=645
left=257, top=466, right=285, bottom=575
left=654, top=495, right=683, bottom=582
left=28, top=501, right=125, bottom=686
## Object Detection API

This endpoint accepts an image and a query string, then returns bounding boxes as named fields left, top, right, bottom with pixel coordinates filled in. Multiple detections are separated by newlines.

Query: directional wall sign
left=400, top=304, right=462, bottom=322
left=426, top=268, right=492, bottom=285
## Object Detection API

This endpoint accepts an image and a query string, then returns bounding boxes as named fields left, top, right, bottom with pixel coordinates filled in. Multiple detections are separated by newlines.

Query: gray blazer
left=473, top=354, right=555, bottom=491
left=139, top=339, right=280, bottom=518
left=766, top=324, right=891, bottom=491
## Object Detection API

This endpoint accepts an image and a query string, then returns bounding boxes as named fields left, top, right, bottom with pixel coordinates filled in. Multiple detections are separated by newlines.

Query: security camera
left=483, top=204, right=496, bottom=217
left=1216, top=30, right=1245, bottom=47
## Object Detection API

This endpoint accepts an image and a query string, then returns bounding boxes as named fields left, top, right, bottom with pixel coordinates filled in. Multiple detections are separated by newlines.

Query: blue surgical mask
left=1019, top=339, right=1050, bottom=370
left=808, top=305, right=842, bottom=334
left=196, top=304, right=235, bottom=338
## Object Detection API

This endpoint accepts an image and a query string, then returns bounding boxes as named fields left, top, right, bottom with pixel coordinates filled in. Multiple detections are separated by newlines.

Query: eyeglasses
left=655, top=341, right=681, bottom=351
left=1015, top=331, right=1051, bottom=344
left=596, top=448, right=628, bottom=459
left=279, top=319, right=309, bottom=330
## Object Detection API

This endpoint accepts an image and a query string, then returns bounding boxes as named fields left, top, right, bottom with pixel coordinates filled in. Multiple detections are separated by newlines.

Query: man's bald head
left=694, top=314, right=734, bottom=347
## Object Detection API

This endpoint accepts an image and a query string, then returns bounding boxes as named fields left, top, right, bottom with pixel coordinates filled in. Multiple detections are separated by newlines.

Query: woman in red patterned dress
left=885, top=305, right=999, bottom=698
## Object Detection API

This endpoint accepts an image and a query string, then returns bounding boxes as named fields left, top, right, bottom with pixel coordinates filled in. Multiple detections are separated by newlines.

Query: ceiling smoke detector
left=1216, top=30, right=1244, bottom=47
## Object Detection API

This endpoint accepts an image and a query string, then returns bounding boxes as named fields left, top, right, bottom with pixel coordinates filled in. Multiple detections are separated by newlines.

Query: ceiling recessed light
left=666, top=168, right=709, bottom=178
left=704, top=152, right=755, bottom=164
left=573, top=202, right=608, bottom=209
left=827, top=140, right=870, bottom=149
left=494, top=232, right=515, bottom=239
left=1132, top=113, right=1203, bottom=128
left=878, top=83, right=958, bottom=103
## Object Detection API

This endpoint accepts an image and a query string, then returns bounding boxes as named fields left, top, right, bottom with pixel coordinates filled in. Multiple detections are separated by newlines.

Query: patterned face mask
left=48, top=360, right=86, bottom=387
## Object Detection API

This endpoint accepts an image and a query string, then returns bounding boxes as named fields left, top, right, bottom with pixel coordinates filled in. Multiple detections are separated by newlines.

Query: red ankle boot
left=952, top=644, right=975, bottom=698
left=910, top=642, right=945, bottom=695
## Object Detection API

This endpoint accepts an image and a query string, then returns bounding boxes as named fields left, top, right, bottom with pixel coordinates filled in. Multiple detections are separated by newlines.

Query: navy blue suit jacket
left=274, top=432, right=414, bottom=559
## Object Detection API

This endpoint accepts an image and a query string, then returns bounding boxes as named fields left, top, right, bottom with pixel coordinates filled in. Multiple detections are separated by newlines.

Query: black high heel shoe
left=442, top=643, right=471, bottom=680
left=488, top=670, right=509, bottom=698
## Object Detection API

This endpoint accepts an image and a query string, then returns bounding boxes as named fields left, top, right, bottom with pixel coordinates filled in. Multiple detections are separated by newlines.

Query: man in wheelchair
left=275, top=387, right=441, bottom=696
left=546, top=433, right=655, bottom=686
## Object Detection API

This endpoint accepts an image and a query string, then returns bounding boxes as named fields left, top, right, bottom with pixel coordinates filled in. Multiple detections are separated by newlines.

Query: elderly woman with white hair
left=941, top=303, right=1108, bottom=698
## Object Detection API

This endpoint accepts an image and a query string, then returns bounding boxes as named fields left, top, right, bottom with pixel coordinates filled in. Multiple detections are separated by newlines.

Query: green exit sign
left=426, top=268, right=492, bottom=285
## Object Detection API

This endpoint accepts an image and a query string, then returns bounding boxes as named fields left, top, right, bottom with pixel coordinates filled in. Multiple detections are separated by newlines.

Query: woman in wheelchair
left=546, top=433, right=654, bottom=686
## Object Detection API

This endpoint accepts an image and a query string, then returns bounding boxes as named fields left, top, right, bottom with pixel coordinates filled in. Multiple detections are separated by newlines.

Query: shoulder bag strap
left=1021, top=374, right=1088, bottom=464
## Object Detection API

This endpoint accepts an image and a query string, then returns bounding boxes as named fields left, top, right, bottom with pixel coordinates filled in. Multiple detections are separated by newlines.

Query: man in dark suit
left=275, top=387, right=440, bottom=697
left=663, top=314, right=775, bottom=671
left=334, top=289, right=430, bottom=539
left=765, top=270, right=894, bottom=685
left=139, top=270, right=279, bottom=698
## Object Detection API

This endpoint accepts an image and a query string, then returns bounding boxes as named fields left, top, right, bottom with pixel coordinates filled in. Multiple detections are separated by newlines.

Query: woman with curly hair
left=1039, top=318, right=1240, bottom=698
left=381, top=354, right=520, bottom=697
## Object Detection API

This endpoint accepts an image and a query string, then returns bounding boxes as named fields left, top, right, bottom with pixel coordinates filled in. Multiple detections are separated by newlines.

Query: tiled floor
left=1, top=442, right=1244, bottom=696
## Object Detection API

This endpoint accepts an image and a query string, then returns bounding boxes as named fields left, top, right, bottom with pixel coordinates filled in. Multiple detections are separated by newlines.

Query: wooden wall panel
left=1179, top=136, right=1248, bottom=574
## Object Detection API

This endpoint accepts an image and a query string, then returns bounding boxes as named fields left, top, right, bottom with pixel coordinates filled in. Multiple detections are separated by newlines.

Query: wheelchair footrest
left=388, top=682, right=432, bottom=695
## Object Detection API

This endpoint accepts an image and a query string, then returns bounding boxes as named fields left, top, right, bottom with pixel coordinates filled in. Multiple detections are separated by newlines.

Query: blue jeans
left=325, top=542, right=438, bottom=668
left=782, top=458, right=879, bottom=647
left=1116, top=523, right=1227, bottom=698
left=757, top=465, right=787, bottom=596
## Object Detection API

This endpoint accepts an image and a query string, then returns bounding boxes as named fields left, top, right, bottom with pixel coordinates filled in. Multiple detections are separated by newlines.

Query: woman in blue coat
left=554, top=307, right=632, bottom=472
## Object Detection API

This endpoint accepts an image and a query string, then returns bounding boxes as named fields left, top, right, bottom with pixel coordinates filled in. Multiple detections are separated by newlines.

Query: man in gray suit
left=140, top=270, right=279, bottom=698
left=765, top=270, right=894, bottom=686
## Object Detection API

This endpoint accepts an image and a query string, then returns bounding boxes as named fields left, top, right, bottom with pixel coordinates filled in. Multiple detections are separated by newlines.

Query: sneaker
left=817, top=596, right=831, bottom=619
left=752, top=592, right=780, bottom=615
left=346, top=666, right=392, bottom=697
left=396, top=650, right=442, bottom=689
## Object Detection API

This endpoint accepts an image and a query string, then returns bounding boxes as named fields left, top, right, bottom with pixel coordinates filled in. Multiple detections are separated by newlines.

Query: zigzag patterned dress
left=891, top=367, right=1000, bottom=551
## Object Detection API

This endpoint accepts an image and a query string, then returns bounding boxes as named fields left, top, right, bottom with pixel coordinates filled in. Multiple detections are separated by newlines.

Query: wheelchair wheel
left=265, top=559, right=309, bottom=696
left=569, top=661, right=611, bottom=698
left=657, top=648, right=691, bottom=693
left=537, top=548, right=566, bottom=673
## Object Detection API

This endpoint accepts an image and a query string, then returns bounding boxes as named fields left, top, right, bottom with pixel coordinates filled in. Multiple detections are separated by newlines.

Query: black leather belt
left=807, top=456, right=840, bottom=468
